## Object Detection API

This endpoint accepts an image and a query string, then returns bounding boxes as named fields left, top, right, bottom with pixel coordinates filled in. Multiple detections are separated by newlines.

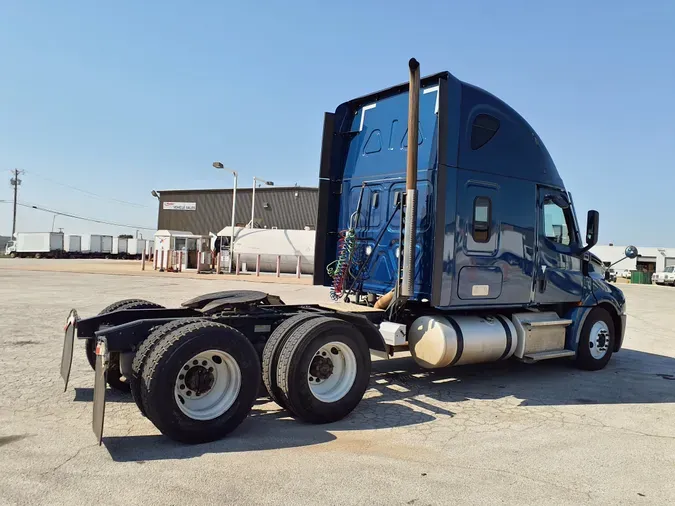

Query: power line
left=24, top=169, right=150, bottom=209
left=0, top=200, right=155, bottom=230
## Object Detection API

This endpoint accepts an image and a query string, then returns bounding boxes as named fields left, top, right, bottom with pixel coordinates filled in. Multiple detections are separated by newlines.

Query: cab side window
left=543, top=197, right=574, bottom=246
left=472, top=197, right=491, bottom=243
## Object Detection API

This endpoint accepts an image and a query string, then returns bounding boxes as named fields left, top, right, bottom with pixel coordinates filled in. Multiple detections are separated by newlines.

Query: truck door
left=533, top=187, right=583, bottom=304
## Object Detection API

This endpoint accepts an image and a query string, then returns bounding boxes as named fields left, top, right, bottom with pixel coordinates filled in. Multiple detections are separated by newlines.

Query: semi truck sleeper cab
left=60, top=59, right=634, bottom=444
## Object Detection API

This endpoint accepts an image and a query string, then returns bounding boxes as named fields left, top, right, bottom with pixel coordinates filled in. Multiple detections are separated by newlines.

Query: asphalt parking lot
left=1, top=265, right=674, bottom=505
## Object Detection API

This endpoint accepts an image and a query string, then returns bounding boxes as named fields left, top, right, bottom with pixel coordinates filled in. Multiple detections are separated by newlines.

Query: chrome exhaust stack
left=401, top=58, right=420, bottom=298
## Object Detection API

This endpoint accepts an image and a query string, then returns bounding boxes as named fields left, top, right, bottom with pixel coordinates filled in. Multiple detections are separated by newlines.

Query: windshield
left=666, top=266, right=675, bottom=273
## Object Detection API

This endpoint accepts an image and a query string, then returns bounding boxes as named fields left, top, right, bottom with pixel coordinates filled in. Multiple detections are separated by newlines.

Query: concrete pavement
left=0, top=268, right=673, bottom=505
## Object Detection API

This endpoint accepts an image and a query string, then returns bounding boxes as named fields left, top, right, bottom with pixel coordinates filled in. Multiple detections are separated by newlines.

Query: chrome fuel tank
left=408, top=315, right=517, bottom=369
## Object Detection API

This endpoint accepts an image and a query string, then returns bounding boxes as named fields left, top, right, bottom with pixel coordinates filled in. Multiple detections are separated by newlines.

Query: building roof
left=157, top=186, right=317, bottom=194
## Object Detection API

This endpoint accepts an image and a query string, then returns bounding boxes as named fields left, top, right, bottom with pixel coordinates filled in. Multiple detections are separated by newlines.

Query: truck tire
left=576, top=307, right=615, bottom=371
left=141, top=321, right=260, bottom=444
left=88, top=299, right=164, bottom=393
left=129, top=318, right=201, bottom=416
left=98, top=298, right=163, bottom=316
left=87, top=299, right=164, bottom=370
left=262, top=313, right=322, bottom=409
left=277, top=316, right=371, bottom=424
left=9, top=252, right=15, bottom=259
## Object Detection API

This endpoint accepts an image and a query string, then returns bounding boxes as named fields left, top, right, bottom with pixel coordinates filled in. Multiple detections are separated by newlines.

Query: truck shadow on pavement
left=102, top=347, right=675, bottom=463
left=73, top=387, right=134, bottom=403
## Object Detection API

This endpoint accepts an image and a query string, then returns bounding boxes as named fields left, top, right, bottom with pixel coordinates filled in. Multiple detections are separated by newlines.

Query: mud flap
left=92, top=339, right=109, bottom=445
left=60, top=309, right=79, bottom=391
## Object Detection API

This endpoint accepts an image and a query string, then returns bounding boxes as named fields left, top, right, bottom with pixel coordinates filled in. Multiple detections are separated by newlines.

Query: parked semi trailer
left=116, top=238, right=147, bottom=259
left=60, top=59, right=636, bottom=445
left=65, top=235, right=82, bottom=255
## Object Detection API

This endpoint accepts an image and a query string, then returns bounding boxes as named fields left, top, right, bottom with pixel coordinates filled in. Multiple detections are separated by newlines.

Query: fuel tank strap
left=495, top=315, right=513, bottom=360
left=445, top=316, right=464, bottom=366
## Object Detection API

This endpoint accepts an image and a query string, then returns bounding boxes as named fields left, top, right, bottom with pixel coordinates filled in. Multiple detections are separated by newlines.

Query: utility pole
left=9, top=169, right=23, bottom=238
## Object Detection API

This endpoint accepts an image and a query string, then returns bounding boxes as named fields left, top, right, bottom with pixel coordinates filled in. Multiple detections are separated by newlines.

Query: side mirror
left=625, top=245, right=639, bottom=259
left=583, top=210, right=599, bottom=250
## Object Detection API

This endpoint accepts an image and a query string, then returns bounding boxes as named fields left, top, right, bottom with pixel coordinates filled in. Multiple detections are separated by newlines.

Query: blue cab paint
left=314, top=69, right=625, bottom=350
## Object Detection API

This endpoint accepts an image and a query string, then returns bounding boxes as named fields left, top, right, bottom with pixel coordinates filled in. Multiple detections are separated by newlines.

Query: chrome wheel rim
left=589, top=321, right=610, bottom=360
left=174, top=350, right=241, bottom=420
left=307, top=341, right=357, bottom=403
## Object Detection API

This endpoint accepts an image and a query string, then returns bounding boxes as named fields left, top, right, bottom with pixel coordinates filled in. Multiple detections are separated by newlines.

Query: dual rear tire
left=97, top=305, right=371, bottom=443
left=134, top=315, right=371, bottom=444
left=137, top=320, right=260, bottom=444
left=263, top=315, right=371, bottom=424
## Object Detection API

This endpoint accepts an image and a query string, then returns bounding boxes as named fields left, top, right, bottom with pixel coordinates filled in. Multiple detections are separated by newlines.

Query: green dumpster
left=630, top=271, right=652, bottom=284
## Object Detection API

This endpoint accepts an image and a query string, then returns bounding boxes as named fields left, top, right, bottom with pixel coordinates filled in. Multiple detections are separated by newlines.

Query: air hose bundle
left=327, top=228, right=356, bottom=300
left=326, top=183, right=402, bottom=301
left=327, top=186, right=365, bottom=301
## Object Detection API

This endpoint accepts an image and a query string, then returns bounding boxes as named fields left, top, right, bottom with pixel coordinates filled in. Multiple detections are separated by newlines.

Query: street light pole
left=251, top=176, right=274, bottom=228
left=213, top=162, right=238, bottom=272
left=231, top=171, right=238, bottom=253
left=151, top=190, right=161, bottom=230
left=251, top=181, right=255, bottom=228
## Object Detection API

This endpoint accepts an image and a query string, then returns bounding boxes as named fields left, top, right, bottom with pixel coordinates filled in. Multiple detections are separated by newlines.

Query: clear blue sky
left=1, top=0, right=673, bottom=245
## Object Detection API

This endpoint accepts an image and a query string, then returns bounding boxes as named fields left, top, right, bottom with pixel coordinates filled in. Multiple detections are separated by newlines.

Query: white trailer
left=81, top=234, right=113, bottom=257
left=118, top=238, right=128, bottom=255
left=6, top=232, right=64, bottom=258
left=84, top=235, right=103, bottom=254
left=101, top=236, right=113, bottom=255
left=126, top=239, right=145, bottom=258
left=65, top=235, right=82, bottom=254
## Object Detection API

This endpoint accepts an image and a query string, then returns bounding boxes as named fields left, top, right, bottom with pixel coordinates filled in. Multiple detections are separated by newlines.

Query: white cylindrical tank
left=230, top=228, right=315, bottom=274
left=408, top=315, right=517, bottom=369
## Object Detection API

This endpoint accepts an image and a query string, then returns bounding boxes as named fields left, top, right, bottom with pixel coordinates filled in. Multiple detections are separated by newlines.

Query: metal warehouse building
left=592, top=244, right=675, bottom=273
left=155, top=187, right=318, bottom=236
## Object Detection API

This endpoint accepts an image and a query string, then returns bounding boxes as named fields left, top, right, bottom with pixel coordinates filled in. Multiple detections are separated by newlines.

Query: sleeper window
left=473, top=197, right=491, bottom=243
left=471, top=114, right=500, bottom=150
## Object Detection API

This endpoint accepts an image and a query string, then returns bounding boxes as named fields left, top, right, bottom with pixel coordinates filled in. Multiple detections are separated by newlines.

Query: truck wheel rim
left=174, top=350, right=241, bottom=420
left=307, top=341, right=357, bottom=403
left=589, top=322, right=610, bottom=360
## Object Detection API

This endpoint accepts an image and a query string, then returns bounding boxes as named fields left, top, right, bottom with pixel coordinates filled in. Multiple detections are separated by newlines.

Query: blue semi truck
left=60, top=59, right=636, bottom=444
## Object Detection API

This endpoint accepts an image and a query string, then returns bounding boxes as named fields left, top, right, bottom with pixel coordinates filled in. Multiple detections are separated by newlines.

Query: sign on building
left=163, top=202, right=196, bottom=211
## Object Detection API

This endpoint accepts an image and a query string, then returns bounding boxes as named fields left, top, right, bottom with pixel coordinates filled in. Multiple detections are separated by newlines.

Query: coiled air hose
left=327, top=229, right=356, bottom=300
